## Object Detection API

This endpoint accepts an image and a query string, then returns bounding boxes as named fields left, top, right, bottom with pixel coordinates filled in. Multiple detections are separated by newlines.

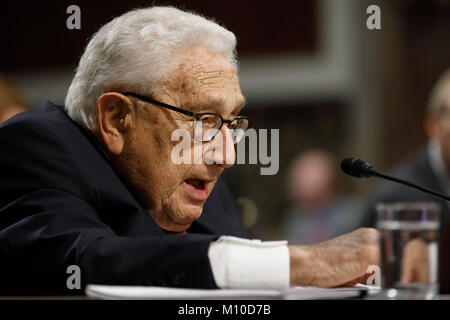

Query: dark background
left=0, top=1, right=317, bottom=71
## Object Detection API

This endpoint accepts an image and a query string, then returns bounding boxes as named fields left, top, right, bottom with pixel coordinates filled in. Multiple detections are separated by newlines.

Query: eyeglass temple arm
left=122, top=92, right=195, bottom=117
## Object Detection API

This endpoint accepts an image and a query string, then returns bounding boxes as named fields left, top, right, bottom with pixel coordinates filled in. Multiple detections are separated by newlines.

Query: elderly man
left=0, top=7, right=378, bottom=295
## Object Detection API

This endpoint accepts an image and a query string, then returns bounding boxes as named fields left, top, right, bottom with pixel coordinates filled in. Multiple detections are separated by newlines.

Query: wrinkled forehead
left=159, top=47, right=245, bottom=113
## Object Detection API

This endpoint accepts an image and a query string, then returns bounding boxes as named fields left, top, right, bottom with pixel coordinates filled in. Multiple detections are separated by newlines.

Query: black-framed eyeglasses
left=122, top=92, right=249, bottom=144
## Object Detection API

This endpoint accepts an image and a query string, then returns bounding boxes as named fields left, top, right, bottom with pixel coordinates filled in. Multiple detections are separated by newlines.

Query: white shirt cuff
left=207, top=236, right=290, bottom=289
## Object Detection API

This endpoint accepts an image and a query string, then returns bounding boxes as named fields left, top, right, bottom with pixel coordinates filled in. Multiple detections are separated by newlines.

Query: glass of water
left=375, top=202, right=440, bottom=299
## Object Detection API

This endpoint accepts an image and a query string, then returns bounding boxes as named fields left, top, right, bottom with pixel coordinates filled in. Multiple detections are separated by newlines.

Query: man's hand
left=288, top=228, right=379, bottom=287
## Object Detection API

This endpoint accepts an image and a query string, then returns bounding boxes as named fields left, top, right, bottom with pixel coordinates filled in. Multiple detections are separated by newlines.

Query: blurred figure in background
left=282, top=149, right=363, bottom=245
left=0, top=75, right=28, bottom=124
left=360, top=68, right=450, bottom=228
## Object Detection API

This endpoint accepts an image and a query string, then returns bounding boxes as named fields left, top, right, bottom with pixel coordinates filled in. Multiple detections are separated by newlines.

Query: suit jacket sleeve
left=0, top=110, right=221, bottom=294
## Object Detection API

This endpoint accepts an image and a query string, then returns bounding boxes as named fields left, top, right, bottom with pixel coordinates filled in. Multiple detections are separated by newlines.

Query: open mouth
left=183, top=178, right=210, bottom=201
left=185, top=179, right=206, bottom=190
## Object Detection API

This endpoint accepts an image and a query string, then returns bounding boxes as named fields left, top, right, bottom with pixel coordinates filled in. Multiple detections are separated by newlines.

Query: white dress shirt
left=208, top=236, right=290, bottom=289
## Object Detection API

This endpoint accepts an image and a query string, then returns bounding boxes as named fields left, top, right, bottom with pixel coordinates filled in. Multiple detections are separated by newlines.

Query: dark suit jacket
left=360, top=147, right=449, bottom=228
left=0, top=102, right=248, bottom=295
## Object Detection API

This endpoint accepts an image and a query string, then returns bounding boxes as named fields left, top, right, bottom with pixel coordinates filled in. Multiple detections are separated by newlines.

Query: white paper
left=86, top=283, right=379, bottom=300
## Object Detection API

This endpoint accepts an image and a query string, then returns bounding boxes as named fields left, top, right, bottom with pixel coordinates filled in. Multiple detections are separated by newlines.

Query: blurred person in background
left=360, top=68, right=450, bottom=229
left=0, top=75, right=28, bottom=124
left=282, top=150, right=363, bottom=245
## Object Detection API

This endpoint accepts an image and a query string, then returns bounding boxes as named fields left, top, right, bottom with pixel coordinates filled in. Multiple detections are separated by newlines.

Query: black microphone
left=341, top=157, right=450, bottom=202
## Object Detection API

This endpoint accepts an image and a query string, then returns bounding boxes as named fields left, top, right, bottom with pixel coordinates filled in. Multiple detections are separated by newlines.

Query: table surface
left=1, top=294, right=450, bottom=300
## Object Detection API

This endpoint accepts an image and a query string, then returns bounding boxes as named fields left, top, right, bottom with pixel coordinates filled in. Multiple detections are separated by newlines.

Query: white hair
left=65, top=6, right=238, bottom=130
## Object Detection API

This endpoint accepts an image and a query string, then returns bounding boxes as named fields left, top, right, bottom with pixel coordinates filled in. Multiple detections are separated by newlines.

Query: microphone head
left=341, top=158, right=375, bottom=178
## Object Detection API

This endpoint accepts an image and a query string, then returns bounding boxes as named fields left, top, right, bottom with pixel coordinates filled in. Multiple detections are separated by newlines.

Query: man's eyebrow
left=184, top=98, right=222, bottom=112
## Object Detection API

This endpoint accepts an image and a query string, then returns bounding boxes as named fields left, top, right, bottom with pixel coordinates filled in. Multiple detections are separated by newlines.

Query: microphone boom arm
left=372, top=171, right=450, bottom=202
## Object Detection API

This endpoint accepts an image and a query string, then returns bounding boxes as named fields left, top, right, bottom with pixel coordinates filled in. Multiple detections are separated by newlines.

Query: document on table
left=86, top=284, right=379, bottom=300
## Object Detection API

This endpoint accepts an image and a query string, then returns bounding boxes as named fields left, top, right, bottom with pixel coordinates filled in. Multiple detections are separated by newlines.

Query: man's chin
left=180, top=203, right=204, bottom=222
left=166, top=203, right=203, bottom=231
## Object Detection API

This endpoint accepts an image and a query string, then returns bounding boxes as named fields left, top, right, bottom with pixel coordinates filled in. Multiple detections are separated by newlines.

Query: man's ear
left=96, top=92, right=134, bottom=156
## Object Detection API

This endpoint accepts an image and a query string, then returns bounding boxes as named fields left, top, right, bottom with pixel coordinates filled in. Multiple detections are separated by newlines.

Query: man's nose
left=203, top=126, right=236, bottom=168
